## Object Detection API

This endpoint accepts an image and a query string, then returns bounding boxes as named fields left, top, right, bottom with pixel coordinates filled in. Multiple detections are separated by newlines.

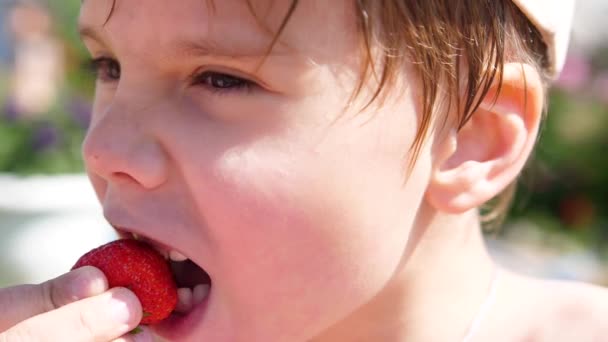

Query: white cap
left=512, top=0, right=576, bottom=78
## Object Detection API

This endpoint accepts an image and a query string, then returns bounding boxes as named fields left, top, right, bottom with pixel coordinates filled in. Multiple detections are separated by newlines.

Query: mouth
left=115, top=228, right=212, bottom=320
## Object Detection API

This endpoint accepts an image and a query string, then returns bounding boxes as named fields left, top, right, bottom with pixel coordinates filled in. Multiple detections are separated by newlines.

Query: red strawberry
left=72, top=239, right=178, bottom=325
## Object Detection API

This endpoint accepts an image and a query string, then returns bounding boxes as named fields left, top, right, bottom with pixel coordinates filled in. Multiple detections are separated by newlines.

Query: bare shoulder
left=510, top=271, right=608, bottom=341
left=548, top=278, right=608, bottom=327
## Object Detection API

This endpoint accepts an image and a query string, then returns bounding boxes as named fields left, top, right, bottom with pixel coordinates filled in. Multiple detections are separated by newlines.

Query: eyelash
left=85, top=57, right=256, bottom=94
left=87, top=57, right=120, bottom=83
left=192, top=70, right=255, bottom=94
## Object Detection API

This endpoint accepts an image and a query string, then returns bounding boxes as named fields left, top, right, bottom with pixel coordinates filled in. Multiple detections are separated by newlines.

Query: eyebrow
left=78, top=24, right=290, bottom=59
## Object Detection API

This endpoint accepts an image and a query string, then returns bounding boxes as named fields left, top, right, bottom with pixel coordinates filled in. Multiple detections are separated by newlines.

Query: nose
left=82, top=104, right=169, bottom=190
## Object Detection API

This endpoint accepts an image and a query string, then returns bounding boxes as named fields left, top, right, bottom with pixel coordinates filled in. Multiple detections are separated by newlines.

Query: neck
left=312, top=203, right=497, bottom=342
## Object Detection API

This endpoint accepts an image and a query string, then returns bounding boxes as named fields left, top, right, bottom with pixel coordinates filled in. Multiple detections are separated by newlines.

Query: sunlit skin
left=77, top=1, right=608, bottom=341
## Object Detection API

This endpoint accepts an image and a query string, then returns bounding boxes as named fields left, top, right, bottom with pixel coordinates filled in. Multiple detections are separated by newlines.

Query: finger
left=0, top=266, right=108, bottom=332
left=0, top=287, right=141, bottom=342
left=112, top=326, right=155, bottom=342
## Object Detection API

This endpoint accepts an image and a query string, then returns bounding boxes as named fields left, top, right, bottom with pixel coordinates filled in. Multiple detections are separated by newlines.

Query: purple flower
left=2, top=98, right=20, bottom=122
left=592, top=71, right=608, bottom=104
left=556, top=53, right=592, bottom=92
left=31, top=122, right=58, bottom=151
left=68, top=97, right=92, bottom=129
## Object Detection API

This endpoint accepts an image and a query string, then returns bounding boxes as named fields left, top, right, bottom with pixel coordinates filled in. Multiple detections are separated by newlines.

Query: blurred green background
left=0, top=0, right=607, bottom=287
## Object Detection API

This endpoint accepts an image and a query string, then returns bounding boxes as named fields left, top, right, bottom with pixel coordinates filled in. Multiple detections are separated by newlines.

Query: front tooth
left=132, top=233, right=140, bottom=240
left=193, top=284, right=210, bottom=305
left=169, top=250, right=188, bottom=262
left=153, top=246, right=169, bottom=260
left=175, top=287, right=194, bottom=313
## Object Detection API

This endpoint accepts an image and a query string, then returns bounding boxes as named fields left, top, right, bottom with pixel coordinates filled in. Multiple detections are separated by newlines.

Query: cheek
left=184, top=112, right=429, bottom=337
left=201, top=145, right=358, bottom=307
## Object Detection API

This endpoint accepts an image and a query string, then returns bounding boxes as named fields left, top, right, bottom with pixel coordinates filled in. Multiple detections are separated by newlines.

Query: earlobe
left=425, top=63, right=544, bottom=214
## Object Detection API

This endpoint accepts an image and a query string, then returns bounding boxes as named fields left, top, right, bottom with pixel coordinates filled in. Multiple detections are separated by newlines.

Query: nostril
left=82, top=121, right=169, bottom=189
left=111, top=171, right=138, bottom=183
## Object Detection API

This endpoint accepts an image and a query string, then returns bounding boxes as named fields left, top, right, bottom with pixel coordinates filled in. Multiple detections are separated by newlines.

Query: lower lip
left=152, top=286, right=212, bottom=341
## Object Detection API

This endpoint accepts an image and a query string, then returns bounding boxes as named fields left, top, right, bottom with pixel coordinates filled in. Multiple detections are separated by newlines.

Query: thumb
left=0, top=266, right=108, bottom=332
left=0, top=287, right=142, bottom=342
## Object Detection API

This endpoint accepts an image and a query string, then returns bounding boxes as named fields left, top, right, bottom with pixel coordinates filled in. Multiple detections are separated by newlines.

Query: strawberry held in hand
left=72, top=239, right=178, bottom=325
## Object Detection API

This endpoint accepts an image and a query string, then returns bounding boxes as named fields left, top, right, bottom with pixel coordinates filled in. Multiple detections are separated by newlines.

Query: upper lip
left=103, top=208, right=212, bottom=278
left=114, top=225, right=175, bottom=253
left=104, top=207, right=176, bottom=253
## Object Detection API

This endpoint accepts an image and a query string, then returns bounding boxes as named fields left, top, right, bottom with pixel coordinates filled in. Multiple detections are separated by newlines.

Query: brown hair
left=351, top=0, right=550, bottom=228
left=103, top=0, right=551, bottom=227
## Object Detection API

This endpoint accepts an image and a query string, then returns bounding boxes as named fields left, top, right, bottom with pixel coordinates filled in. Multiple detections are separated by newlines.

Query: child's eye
left=87, top=57, right=121, bottom=82
left=193, top=71, right=255, bottom=93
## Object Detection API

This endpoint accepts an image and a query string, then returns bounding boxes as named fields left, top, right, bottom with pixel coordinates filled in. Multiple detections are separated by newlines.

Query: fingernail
left=70, top=266, right=108, bottom=299
left=108, top=288, right=139, bottom=325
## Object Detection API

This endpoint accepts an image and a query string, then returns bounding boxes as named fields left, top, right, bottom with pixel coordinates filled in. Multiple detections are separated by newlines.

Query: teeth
left=154, top=246, right=169, bottom=260
left=193, top=284, right=210, bottom=305
left=169, top=250, right=188, bottom=262
left=128, top=233, right=171, bottom=260
left=175, top=287, right=194, bottom=313
left=174, top=284, right=210, bottom=314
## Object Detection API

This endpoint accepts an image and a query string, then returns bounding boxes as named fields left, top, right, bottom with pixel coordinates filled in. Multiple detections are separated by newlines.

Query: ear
left=425, top=63, right=544, bottom=214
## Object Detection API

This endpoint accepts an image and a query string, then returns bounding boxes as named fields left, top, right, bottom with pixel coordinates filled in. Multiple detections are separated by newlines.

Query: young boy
left=1, top=0, right=604, bottom=341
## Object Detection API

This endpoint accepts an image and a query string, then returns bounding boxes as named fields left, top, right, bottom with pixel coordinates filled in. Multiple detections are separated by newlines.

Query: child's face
left=80, top=1, right=435, bottom=340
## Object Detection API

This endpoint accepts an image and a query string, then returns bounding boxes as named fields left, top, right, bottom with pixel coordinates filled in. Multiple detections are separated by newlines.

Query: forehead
left=78, top=0, right=358, bottom=62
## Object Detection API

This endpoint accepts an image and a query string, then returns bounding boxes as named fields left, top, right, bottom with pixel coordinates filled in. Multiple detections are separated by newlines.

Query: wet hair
left=102, top=0, right=550, bottom=227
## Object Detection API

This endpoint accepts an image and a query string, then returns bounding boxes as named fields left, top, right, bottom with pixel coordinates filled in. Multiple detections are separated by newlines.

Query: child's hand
left=0, top=266, right=152, bottom=341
